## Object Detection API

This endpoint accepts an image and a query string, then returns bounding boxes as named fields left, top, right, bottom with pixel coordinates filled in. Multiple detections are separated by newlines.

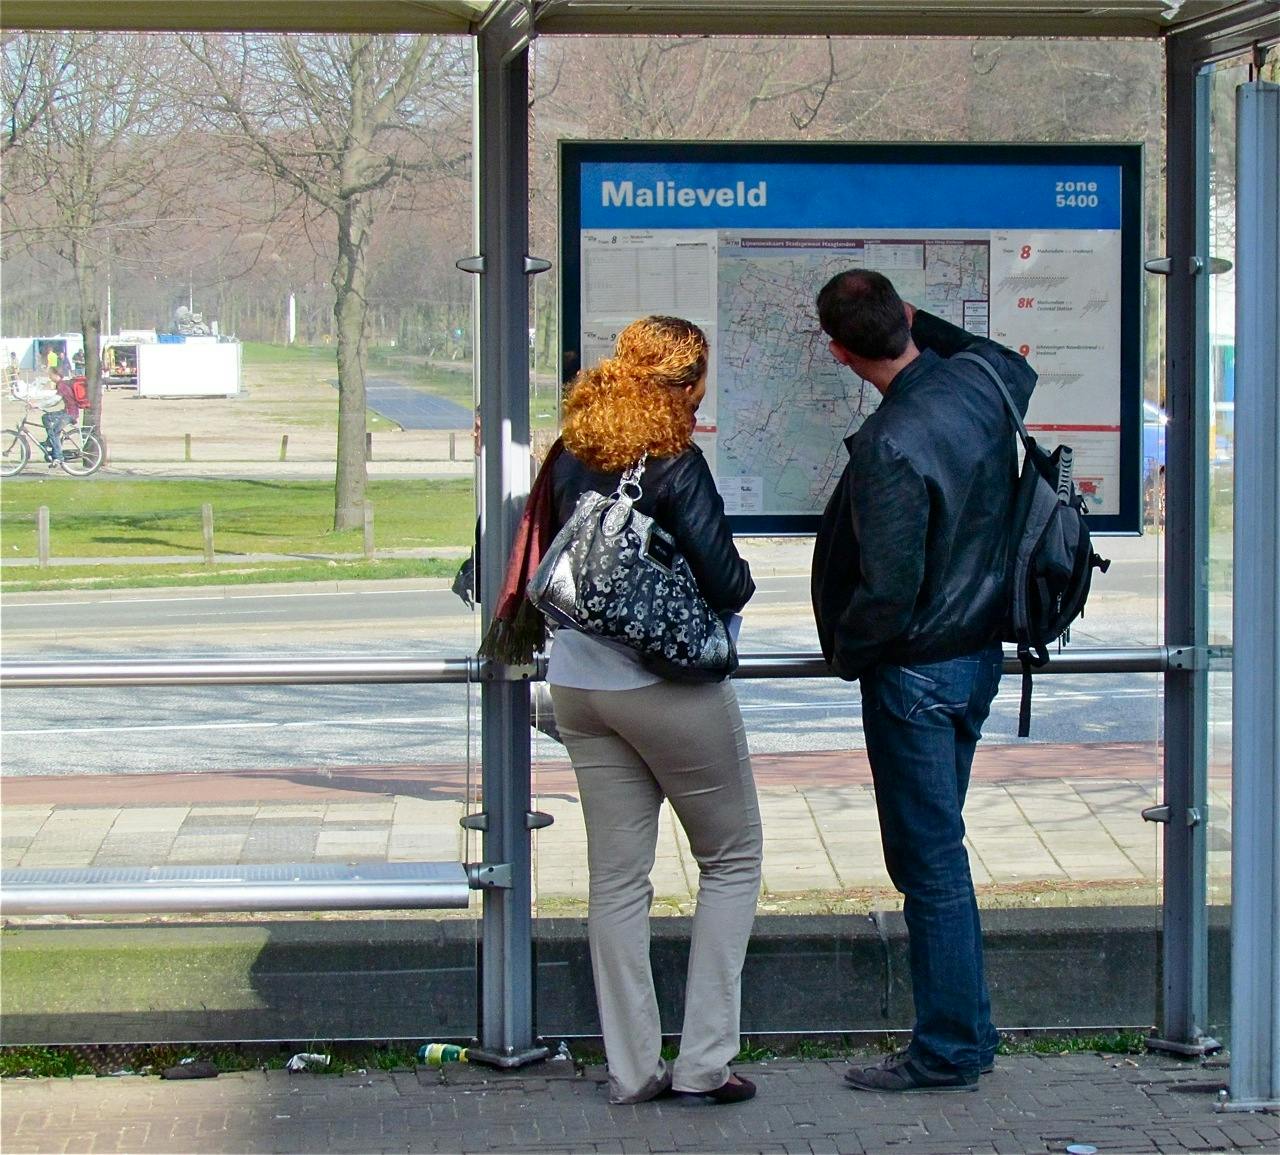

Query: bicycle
left=1, top=408, right=105, bottom=477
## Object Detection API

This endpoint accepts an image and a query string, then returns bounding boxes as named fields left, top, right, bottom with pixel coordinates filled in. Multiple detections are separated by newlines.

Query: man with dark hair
left=811, top=268, right=1036, bottom=1093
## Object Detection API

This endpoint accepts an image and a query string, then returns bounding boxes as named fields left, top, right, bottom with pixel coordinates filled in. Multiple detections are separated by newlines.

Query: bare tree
left=1, top=31, right=182, bottom=435
left=183, top=32, right=469, bottom=530
left=0, top=32, right=84, bottom=154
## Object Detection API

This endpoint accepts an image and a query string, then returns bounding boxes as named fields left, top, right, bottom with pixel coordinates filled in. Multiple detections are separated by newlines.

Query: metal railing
left=0, top=645, right=1214, bottom=688
left=0, top=644, right=1222, bottom=920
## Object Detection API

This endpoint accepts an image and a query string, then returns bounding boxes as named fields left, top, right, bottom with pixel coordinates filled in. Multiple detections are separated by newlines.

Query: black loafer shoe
left=672, top=1074, right=756, bottom=1104
left=844, top=1053, right=977, bottom=1093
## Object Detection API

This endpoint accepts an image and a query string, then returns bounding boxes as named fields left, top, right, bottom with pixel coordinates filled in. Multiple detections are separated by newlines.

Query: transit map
left=564, top=144, right=1142, bottom=531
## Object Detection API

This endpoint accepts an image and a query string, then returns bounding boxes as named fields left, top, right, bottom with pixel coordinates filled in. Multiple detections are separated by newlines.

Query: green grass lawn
left=1, top=477, right=474, bottom=570
left=0, top=341, right=552, bottom=592
left=240, top=341, right=338, bottom=368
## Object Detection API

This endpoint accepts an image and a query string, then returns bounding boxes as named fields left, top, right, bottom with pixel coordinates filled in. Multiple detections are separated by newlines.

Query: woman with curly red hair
left=488, top=315, right=761, bottom=1105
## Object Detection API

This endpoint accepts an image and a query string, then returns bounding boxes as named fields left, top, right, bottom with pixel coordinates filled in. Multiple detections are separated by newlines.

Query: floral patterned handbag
left=526, top=456, right=738, bottom=683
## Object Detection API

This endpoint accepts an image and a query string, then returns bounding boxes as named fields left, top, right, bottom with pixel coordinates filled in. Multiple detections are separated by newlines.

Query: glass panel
left=0, top=29, right=480, bottom=1046
left=529, top=33, right=1166, bottom=1037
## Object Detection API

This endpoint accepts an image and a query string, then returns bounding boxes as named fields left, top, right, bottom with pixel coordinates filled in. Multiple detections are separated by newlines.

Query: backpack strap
left=1017, top=648, right=1034, bottom=738
left=954, top=351, right=1030, bottom=448
left=956, top=351, right=1037, bottom=734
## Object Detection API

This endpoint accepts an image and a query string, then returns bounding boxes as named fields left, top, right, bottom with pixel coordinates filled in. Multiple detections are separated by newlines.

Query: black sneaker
left=844, top=1052, right=977, bottom=1093
left=878, top=1047, right=994, bottom=1076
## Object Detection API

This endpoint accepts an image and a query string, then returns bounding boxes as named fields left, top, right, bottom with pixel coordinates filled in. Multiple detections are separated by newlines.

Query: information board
left=561, top=142, right=1143, bottom=533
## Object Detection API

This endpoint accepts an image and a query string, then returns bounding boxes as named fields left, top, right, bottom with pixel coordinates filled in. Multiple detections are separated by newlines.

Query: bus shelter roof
left=0, top=0, right=1257, bottom=38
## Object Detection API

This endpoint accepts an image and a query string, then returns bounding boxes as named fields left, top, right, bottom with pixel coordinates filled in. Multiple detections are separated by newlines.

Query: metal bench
left=0, top=861, right=486, bottom=915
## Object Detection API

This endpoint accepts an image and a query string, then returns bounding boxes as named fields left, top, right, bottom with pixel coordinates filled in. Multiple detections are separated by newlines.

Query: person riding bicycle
left=12, top=377, right=78, bottom=467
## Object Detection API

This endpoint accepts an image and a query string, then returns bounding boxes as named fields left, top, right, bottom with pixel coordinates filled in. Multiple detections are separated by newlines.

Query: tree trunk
left=73, top=247, right=105, bottom=445
left=332, top=193, right=373, bottom=531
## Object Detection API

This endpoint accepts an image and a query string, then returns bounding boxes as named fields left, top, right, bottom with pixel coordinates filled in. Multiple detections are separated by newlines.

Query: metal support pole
left=1148, top=47, right=1216, bottom=1058
left=1223, top=76, right=1279, bottom=1113
left=469, top=0, right=548, bottom=1070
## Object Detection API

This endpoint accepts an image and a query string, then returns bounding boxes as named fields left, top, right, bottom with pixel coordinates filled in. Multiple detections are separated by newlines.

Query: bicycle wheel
left=0, top=429, right=30, bottom=477
left=59, top=429, right=104, bottom=476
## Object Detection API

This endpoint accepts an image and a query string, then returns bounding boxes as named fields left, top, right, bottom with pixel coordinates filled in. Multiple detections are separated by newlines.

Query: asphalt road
left=365, top=378, right=473, bottom=429
left=0, top=564, right=1226, bottom=778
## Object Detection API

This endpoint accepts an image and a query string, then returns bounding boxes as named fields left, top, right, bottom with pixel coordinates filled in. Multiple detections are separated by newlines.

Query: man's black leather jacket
left=811, top=310, right=1037, bottom=681
left=551, top=446, right=755, bottom=614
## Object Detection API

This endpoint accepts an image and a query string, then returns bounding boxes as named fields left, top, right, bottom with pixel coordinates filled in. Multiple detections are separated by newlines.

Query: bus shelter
left=1, top=0, right=1276, bottom=1111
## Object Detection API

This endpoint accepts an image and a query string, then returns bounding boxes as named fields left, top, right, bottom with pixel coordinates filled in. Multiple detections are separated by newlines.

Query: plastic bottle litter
left=285, top=1052, right=331, bottom=1072
left=551, top=1041, right=573, bottom=1062
left=418, top=1043, right=469, bottom=1066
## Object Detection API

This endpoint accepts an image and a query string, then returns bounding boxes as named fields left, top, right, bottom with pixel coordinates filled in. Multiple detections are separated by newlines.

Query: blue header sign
left=581, top=160, right=1123, bottom=231
left=562, top=141, right=1144, bottom=534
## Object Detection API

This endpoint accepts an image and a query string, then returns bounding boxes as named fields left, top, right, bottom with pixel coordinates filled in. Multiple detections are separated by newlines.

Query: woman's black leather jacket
left=550, top=446, right=755, bottom=614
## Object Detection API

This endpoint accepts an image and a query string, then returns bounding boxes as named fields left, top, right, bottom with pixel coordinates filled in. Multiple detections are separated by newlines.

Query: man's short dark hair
left=816, top=269, right=911, bottom=361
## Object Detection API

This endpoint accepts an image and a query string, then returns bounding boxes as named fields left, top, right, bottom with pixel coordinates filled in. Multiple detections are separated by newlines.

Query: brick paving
left=3, top=1053, right=1278, bottom=1154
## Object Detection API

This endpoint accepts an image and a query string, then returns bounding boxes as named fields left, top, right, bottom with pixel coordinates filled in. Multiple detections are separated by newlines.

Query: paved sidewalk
left=3, top=1052, right=1278, bottom=1154
left=0, top=744, right=1220, bottom=907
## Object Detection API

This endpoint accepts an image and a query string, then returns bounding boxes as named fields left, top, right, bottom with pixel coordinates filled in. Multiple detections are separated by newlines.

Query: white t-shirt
left=545, top=628, right=662, bottom=691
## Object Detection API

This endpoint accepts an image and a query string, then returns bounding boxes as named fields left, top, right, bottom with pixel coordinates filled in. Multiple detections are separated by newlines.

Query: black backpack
left=956, top=352, right=1111, bottom=737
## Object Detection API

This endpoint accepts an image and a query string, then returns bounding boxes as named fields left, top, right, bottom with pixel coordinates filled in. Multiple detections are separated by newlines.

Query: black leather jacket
left=811, top=310, right=1037, bottom=681
left=551, top=446, right=755, bottom=614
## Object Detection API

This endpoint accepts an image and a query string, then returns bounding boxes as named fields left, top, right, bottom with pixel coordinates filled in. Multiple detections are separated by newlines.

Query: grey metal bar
left=733, top=648, right=1179, bottom=678
left=0, top=657, right=477, bottom=688
left=1149, top=39, right=1216, bottom=1058
left=472, top=0, right=548, bottom=1071
left=0, top=647, right=1196, bottom=689
left=0, top=862, right=472, bottom=914
left=1225, top=75, right=1280, bottom=1113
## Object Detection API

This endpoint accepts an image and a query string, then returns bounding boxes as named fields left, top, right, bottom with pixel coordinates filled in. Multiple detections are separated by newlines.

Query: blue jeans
left=42, top=411, right=68, bottom=461
left=860, top=643, right=1003, bottom=1077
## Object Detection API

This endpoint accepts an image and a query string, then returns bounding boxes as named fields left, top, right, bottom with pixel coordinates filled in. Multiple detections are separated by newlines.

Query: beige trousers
left=550, top=679, right=762, bottom=1103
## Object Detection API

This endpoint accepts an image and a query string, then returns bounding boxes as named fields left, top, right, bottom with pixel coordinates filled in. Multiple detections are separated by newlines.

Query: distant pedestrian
left=811, top=270, right=1037, bottom=1093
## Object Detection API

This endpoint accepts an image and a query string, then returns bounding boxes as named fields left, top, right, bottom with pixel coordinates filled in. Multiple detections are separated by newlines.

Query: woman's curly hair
left=561, top=316, right=708, bottom=473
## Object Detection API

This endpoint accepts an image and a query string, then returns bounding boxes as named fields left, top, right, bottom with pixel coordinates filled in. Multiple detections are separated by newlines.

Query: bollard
left=450, top=432, right=457, bottom=460
left=184, top=433, right=192, bottom=462
left=36, top=505, right=49, bottom=569
left=363, top=504, right=374, bottom=559
left=202, top=503, right=214, bottom=563
left=279, top=434, right=289, bottom=462
left=365, top=431, right=373, bottom=461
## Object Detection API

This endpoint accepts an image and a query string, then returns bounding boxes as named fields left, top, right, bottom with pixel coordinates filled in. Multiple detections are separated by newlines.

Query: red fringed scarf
left=477, top=437, right=567, bottom=665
